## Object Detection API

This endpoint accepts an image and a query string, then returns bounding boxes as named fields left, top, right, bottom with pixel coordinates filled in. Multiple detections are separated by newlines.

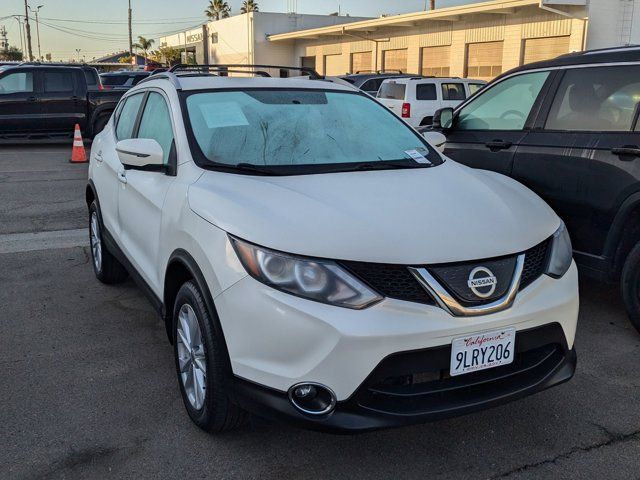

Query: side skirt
left=101, top=227, right=165, bottom=318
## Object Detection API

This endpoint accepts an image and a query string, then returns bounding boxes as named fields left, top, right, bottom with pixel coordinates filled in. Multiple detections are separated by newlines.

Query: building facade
left=268, top=0, right=588, bottom=81
left=159, top=13, right=369, bottom=70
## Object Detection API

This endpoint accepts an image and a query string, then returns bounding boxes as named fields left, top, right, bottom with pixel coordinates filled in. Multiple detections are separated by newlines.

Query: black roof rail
left=169, top=63, right=322, bottom=79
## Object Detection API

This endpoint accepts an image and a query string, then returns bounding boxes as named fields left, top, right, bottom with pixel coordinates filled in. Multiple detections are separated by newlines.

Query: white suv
left=378, top=77, right=486, bottom=128
left=87, top=65, right=578, bottom=434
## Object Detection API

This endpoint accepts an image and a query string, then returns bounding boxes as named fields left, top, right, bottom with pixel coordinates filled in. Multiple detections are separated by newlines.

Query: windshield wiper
left=232, top=163, right=283, bottom=176
left=352, top=160, right=430, bottom=171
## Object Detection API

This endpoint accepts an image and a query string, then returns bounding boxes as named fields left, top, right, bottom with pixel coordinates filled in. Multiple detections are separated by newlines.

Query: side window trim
left=131, top=91, right=150, bottom=139
left=531, top=69, right=566, bottom=130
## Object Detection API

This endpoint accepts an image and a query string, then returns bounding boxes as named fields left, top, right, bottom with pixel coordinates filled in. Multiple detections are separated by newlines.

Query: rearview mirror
left=432, top=107, right=454, bottom=130
left=422, top=131, right=447, bottom=153
left=116, top=138, right=164, bottom=169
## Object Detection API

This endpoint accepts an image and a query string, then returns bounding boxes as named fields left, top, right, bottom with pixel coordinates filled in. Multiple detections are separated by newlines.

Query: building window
left=382, top=49, right=408, bottom=73
left=466, top=41, right=503, bottom=80
left=420, top=46, right=451, bottom=77
left=211, top=33, right=218, bottom=44
left=351, top=51, right=372, bottom=74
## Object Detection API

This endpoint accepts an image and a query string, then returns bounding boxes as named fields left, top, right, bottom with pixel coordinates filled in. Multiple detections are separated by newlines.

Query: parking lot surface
left=2, top=145, right=640, bottom=480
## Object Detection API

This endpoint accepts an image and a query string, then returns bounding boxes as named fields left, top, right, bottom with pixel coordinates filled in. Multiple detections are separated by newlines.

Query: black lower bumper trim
left=231, top=323, right=576, bottom=434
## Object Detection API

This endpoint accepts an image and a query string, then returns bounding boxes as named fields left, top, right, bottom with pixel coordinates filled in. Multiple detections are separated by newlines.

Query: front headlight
left=546, top=221, right=573, bottom=278
left=230, top=236, right=383, bottom=309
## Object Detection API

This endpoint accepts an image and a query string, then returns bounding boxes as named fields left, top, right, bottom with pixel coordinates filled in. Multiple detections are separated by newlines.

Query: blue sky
left=1, top=0, right=473, bottom=60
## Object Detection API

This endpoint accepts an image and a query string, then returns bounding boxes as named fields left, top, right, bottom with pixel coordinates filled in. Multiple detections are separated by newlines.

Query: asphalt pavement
left=1, top=144, right=640, bottom=479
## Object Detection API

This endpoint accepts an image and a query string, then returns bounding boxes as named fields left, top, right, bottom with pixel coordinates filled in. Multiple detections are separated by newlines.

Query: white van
left=377, top=77, right=486, bottom=128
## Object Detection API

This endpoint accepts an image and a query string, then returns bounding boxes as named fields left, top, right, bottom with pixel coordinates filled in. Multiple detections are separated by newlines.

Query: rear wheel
left=621, top=240, right=640, bottom=334
left=89, top=201, right=128, bottom=284
left=173, top=280, right=248, bottom=432
left=92, top=114, right=110, bottom=137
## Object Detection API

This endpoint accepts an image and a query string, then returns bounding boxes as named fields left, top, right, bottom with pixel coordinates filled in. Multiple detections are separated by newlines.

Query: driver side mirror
left=432, top=107, right=454, bottom=130
left=422, top=131, right=447, bottom=153
left=116, top=139, right=164, bottom=169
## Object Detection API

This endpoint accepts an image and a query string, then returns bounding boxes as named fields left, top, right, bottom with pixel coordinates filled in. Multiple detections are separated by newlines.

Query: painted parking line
left=0, top=229, right=88, bottom=254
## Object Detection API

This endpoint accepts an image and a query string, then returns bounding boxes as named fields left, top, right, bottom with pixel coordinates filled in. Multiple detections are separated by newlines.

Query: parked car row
left=86, top=62, right=579, bottom=435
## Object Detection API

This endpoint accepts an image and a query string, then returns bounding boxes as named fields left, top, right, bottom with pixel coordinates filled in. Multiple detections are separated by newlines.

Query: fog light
left=288, top=382, right=336, bottom=416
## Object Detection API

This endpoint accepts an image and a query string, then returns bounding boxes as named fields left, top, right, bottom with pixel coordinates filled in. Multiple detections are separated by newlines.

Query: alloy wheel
left=90, top=212, right=102, bottom=272
left=176, top=304, right=207, bottom=410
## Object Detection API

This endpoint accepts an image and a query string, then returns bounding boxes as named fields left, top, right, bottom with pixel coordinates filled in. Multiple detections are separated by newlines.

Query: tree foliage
left=240, top=0, right=258, bottom=13
left=205, top=0, right=231, bottom=20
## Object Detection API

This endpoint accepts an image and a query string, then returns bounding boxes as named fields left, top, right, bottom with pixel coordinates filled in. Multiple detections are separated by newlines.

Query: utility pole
left=24, top=0, right=33, bottom=61
left=28, top=5, right=43, bottom=61
left=128, top=0, right=133, bottom=57
left=430, top=0, right=435, bottom=10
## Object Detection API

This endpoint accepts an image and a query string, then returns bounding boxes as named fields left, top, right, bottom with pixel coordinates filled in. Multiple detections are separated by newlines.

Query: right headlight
left=229, top=236, right=383, bottom=309
left=546, top=221, right=573, bottom=278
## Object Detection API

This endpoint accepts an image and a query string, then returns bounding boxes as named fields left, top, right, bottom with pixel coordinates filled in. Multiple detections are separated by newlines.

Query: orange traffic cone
left=70, top=124, right=87, bottom=163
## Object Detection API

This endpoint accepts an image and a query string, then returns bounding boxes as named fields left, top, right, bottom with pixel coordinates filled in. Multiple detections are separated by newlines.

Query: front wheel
left=621, top=240, right=640, bottom=334
left=173, top=280, right=248, bottom=432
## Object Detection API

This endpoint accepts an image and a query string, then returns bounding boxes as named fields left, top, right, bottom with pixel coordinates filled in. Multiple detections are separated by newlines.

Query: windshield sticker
left=199, top=102, right=249, bottom=129
left=404, top=149, right=432, bottom=165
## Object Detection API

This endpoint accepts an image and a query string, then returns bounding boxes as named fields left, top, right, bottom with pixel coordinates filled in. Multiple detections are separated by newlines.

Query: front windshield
left=184, top=89, right=441, bottom=173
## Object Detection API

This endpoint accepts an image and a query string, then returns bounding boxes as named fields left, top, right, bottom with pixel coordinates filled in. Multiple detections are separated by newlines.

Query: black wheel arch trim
left=604, top=192, right=640, bottom=271
left=165, top=249, right=234, bottom=375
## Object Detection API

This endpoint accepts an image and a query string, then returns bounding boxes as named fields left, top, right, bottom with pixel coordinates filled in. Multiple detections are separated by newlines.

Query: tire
left=621, top=240, right=640, bottom=334
left=92, top=115, right=110, bottom=137
left=173, top=280, right=248, bottom=433
left=89, top=201, right=128, bottom=284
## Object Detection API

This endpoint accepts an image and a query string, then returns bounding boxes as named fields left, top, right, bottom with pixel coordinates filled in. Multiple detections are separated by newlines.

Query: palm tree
left=240, top=0, right=258, bottom=13
left=205, top=0, right=231, bottom=21
left=133, top=36, right=155, bottom=66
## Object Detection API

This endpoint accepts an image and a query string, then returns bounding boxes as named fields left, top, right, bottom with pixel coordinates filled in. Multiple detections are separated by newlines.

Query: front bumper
left=231, top=322, right=576, bottom=433
left=215, top=261, right=578, bottom=400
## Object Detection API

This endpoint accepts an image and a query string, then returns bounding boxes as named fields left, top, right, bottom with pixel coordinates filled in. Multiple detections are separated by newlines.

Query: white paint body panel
left=89, top=75, right=578, bottom=403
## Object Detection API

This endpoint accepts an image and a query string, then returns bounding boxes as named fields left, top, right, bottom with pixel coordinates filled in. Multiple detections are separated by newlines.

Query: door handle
left=612, top=145, right=640, bottom=159
left=117, top=170, right=127, bottom=184
left=94, top=152, right=103, bottom=162
left=27, top=96, right=37, bottom=102
left=485, top=140, right=512, bottom=151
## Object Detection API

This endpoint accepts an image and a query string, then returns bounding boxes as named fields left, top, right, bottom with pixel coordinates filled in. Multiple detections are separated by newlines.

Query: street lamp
left=12, top=16, right=25, bottom=57
left=27, top=4, right=44, bottom=61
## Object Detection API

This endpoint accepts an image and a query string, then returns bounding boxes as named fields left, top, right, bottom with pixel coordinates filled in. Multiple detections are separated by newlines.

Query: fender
left=164, top=249, right=234, bottom=374
left=90, top=107, right=114, bottom=132
left=86, top=179, right=99, bottom=210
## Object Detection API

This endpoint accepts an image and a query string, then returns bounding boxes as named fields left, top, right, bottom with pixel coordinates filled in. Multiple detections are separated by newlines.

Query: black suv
left=432, top=46, right=640, bottom=332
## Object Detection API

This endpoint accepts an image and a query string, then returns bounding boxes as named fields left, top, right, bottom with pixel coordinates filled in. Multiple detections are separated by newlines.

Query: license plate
left=450, top=328, right=516, bottom=376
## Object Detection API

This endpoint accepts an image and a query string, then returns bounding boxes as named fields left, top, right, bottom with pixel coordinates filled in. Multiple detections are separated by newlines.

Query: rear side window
left=83, top=69, right=98, bottom=86
left=101, top=75, right=128, bottom=86
left=468, top=83, right=484, bottom=95
left=43, top=72, right=74, bottom=93
left=545, top=65, right=640, bottom=132
left=361, top=78, right=383, bottom=93
left=416, top=83, right=437, bottom=101
left=378, top=82, right=406, bottom=100
left=0, top=72, right=33, bottom=93
left=457, top=71, right=549, bottom=131
left=137, top=92, right=174, bottom=165
left=441, top=83, right=466, bottom=101
left=115, top=93, right=144, bottom=140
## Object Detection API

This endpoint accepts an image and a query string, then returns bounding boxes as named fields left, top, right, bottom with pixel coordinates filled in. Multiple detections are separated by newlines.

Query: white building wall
left=586, top=0, right=640, bottom=48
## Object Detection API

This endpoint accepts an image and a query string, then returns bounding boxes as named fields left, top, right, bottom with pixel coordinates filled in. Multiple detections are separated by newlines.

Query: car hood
left=188, top=160, right=559, bottom=264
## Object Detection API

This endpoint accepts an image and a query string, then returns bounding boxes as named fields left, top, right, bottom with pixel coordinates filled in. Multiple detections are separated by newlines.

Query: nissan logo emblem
left=467, top=266, right=497, bottom=298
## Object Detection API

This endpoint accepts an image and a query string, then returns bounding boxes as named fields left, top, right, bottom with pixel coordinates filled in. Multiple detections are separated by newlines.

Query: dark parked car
left=100, top=70, right=151, bottom=90
left=0, top=64, right=124, bottom=139
left=340, top=71, right=419, bottom=96
left=19, top=62, right=103, bottom=91
left=431, top=46, right=640, bottom=332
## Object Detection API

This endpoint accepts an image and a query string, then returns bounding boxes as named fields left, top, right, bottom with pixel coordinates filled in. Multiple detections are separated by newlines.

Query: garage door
left=421, top=46, right=451, bottom=77
left=523, top=36, right=571, bottom=65
left=351, top=51, right=372, bottom=74
left=466, top=41, right=503, bottom=81
left=383, top=49, right=408, bottom=73
left=324, top=54, right=343, bottom=76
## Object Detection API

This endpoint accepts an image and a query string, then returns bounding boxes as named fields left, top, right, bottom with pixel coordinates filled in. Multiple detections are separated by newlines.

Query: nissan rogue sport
left=86, top=64, right=579, bottom=433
